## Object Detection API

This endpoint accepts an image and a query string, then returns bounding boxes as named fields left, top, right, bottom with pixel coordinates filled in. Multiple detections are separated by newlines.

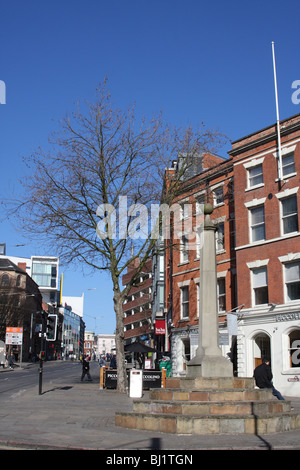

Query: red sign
left=155, top=319, right=166, bottom=335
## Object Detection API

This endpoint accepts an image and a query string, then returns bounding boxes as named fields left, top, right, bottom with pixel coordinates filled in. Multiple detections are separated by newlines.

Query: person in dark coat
left=110, top=354, right=116, bottom=369
left=8, top=352, right=15, bottom=369
left=254, top=357, right=284, bottom=400
left=81, top=355, right=92, bottom=382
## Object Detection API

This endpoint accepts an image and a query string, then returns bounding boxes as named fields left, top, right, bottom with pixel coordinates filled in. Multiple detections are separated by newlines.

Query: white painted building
left=236, top=304, right=300, bottom=397
left=96, top=333, right=116, bottom=358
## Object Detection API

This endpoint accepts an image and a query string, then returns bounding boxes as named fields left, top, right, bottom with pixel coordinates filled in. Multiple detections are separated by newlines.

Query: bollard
left=161, top=367, right=166, bottom=388
left=99, top=367, right=104, bottom=389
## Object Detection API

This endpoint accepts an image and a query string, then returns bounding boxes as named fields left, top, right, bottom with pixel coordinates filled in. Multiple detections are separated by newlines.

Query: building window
left=195, top=192, right=206, bottom=213
left=282, top=152, right=295, bottom=178
left=248, top=164, right=263, bottom=188
left=217, top=278, right=226, bottom=312
left=252, top=267, right=268, bottom=305
left=213, top=186, right=224, bottom=206
left=281, top=195, right=298, bottom=234
left=180, top=202, right=191, bottom=220
left=32, top=262, right=57, bottom=288
left=181, top=286, right=189, bottom=319
left=1, top=274, right=9, bottom=286
left=253, top=333, right=270, bottom=369
left=180, top=235, right=189, bottom=263
left=285, top=261, right=300, bottom=301
left=216, top=223, right=225, bottom=252
left=250, top=206, right=265, bottom=242
left=181, top=337, right=191, bottom=362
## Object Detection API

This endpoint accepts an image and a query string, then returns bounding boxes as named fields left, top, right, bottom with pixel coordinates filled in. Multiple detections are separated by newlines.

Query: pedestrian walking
left=254, top=357, right=285, bottom=400
left=81, top=355, right=92, bottom=382
left=8, top=351, right=15, bottom=369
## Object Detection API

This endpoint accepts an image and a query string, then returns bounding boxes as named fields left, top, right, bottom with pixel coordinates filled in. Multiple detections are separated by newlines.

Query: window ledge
left=281, top=369, right=300, bottom=376
left=275, top=172, right=297, bottom=182
left=177, top=261, right=189, bottom=267
left=245, top=183, right=264, bottom=192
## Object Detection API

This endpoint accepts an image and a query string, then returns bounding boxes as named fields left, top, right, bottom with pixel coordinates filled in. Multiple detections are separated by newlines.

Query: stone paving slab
left=1, top=365, right=300, bottom=450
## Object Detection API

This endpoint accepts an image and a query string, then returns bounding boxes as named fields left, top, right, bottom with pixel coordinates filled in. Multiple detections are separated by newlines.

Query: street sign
left=5, top=327, right=23, bottom=345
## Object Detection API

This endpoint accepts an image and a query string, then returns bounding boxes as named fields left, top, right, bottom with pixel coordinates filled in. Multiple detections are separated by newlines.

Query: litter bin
left=129, top=369, right=143, bottom=397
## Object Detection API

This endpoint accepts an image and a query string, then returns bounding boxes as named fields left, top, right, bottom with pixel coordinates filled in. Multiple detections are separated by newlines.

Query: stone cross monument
left=187, top=203, right=232, bottom=377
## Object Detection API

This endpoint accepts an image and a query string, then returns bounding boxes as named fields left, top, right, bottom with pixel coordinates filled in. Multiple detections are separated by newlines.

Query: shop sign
left=276, top=313, right=300, bottom=322
left=219, top=332, right=229, bottom=345
left=104, top=369, right=162, bottom=389
left=155, top=319, right=166, bottom=335
left=142, top=371, right=162, bottom=389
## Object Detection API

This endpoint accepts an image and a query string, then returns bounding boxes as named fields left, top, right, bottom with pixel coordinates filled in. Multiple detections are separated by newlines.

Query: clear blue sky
left=0, top=0, right=299, bottom=333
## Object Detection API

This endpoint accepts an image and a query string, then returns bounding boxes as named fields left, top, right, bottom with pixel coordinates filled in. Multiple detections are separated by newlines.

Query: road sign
left=5, top=327, right=23, bottom=345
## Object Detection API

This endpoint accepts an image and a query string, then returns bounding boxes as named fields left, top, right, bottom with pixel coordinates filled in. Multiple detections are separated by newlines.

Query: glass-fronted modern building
left=60, top=304, right=84, bottom=360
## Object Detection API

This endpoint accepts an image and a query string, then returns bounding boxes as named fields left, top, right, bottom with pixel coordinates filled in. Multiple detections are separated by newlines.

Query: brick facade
left=164, top=114, right=300, bottom=394
left=122, top=258, right=152, bottom=344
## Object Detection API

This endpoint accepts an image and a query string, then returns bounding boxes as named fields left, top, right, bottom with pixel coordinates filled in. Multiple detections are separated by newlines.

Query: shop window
left=288, top=329, right=300, bottom=368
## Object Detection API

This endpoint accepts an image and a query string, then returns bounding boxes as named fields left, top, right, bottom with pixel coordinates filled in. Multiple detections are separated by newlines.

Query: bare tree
left=7, top=80, right=226, bottom=392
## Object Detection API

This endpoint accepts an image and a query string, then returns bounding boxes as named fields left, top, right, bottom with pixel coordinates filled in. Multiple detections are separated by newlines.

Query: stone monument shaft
left=187, top=204, right=232, bottom=377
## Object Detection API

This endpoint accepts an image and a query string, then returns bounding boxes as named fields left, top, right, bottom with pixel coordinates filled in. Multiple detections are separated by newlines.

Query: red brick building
left=122, top=258, right=152, bottom=345
left=164, top=153, right=236, bottom=374
left=229, top=113, right=300, bottom=396
left=163, top=114, right=300, bottom=395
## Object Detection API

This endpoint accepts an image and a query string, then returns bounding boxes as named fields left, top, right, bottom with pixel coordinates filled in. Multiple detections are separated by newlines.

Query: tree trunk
left=113, top=287, right=127, bottom=393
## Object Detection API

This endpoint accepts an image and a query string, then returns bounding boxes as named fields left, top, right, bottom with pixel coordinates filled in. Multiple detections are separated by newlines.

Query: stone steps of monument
left=165, top=376, right=255, bottom=390
left=132, top=398, right=292, bottom=416
left=115, top=375, right=300, bottom=435
left=115, top=409, right=300, bottom=435
left=150, top=387, right=274, bottom=402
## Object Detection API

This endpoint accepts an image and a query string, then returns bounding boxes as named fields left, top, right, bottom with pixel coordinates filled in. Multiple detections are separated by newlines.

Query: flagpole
left=271, top=41, right=283, bottom=181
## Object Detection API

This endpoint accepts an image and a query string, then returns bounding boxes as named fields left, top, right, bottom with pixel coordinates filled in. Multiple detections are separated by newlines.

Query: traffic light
left=40, top=351, right=46, bottom=360
left=46, top=314, right=58, bottom=341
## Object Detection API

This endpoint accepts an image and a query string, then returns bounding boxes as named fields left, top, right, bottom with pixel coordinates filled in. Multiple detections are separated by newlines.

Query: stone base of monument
left=187, top=353, right=233, bottom=378
left=115, top=376, right=300, bottom=434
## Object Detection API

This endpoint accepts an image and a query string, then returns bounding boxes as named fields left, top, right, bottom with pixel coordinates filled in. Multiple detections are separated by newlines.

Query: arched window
left=16, top=275, right=21, bottom=287
left=253, top=332, right=271, bottom=369
left=1, top=274, right=9, bottom=286
left=288, top=329, right=300, bottom=368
